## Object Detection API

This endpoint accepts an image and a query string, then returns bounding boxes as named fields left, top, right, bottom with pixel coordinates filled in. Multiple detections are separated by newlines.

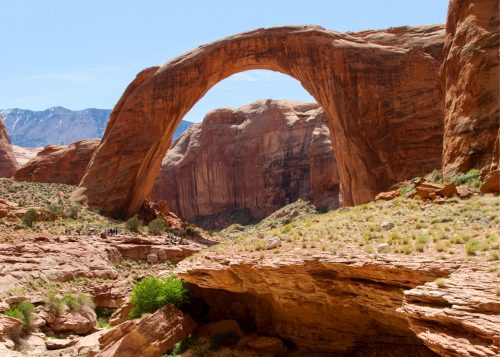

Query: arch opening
left=150, top=70, right=340, bottom=228
left=71, top=25, right=444, bottom=218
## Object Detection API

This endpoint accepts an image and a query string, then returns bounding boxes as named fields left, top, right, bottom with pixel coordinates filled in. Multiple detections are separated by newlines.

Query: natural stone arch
left=72, top=25, right=444, bottom=217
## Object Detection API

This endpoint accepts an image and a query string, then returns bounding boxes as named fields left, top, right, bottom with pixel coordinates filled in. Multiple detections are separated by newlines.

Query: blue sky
left=1, top=0, right=449, bottom=123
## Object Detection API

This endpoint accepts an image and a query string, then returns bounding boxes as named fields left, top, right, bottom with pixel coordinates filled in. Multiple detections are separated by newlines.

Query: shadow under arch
left=72, top=25, right=444, bottom=217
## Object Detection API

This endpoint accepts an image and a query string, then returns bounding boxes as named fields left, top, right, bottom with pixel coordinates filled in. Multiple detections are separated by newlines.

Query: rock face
left=441, top=0, right=499, bottom=177
left=11, top=145, right=42, bottom=167
left=0, top=235, right=119, bottom=296
left=97, top=304, right=196, bottom=357
left=177, top=253, right=499, bottom=356
left=0, top=115, right=18, bottom=178
left=13, top=140, right=99, bottom=185
left=73, top=24, right=445, bottom=217
left=152, top=100, right=339, bottom=221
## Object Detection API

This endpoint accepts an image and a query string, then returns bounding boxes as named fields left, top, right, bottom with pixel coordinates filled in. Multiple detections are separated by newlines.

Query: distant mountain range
left=0, top=107, right=193, bottom=148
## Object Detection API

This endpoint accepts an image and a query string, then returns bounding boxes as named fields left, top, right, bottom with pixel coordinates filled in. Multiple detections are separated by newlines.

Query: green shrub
left=126, top=214, right=142, bottom=233
left=22, top=209, right=38, bottom=227
left=64, top=293, right=94, bottom=311
left=43, top=290, right=65, bottom=316
left=67, top=204, right=82, bottom=219
left=449, top=169, right=481, bottom=188
left=47, top=204, right=64, bottom=220
left=165, top=337, right=195, bottom=357
left=95, top=307, right=114, bottom=328
left=4, top=300, right=35, bottom=330
left=148, top=217, right=166, bottom=235
left=129, top=276, right=189, bottom=319
left=465, top=239, right=486, bottom=256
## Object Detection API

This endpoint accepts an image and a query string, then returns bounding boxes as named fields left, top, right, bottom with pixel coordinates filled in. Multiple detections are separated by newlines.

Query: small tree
left=148, top=217, right=166, bottom=235
left=22, top=209, right=38, bottom=228
left=129, top=276, right=189, bottom=319
left=126, top=214, right=142, bottom=233
left=4, top=300, right=35, bottom=331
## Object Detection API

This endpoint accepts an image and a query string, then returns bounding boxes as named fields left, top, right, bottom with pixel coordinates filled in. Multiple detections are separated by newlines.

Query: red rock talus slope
left=13, top=140, right=99, bottom=185
left=441, top=0, right=499, bottom=177
left=72, top=25, right=444, bottom=217
left=0, top=115, right=18, bottom=178
left=152, top=100, right=339, bottom=220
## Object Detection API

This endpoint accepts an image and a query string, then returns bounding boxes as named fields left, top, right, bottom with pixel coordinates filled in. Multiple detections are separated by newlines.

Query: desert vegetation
left=129, top=275, right=190, bottom=319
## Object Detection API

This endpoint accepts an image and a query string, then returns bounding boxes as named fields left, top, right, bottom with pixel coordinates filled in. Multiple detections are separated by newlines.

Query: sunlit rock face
left=152, top=100, right=340, bottom=221
left=13, top=140, right=99, bottom=185
left=72, top=24, right=445, bottom=217
left=0, top=115, right=18, bottom=178
left=441, top=0, right=499, bottom=177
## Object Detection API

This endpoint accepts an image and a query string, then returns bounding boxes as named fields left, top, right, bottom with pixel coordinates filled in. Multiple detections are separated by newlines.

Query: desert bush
left=450, top=169, right=481, bottom=188
left=465, top=239, right=486, bottom=256
left=64, top=293, right=94, bottom=311
left=165, top=337, right=195, bottom=357
left=22, top=209, right=38, bottom=227
left=95, top=307, right=114, bottom=328
left=148, top=217, right=166, bottom=235
left=126, top=214, right=142, bottom=233
left=43, top=290, right=65, bottom=316
left=67, top=204, right=82, bottom=219
left=4, top=300, right=35, bottom=330
left=47, top=204, right=64, bottom=220
left=129, top=275, right=189, bottom=319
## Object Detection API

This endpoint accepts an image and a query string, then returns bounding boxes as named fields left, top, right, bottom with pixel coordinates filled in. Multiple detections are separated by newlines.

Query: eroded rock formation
left=13, top=140, right=99, bottom=185
left=0, top=115, right=18, bottom=178
left=441, top=0, right=499, bottom=177
left=72, top=24, right=445, bottom=217
left=152, top=100, right=339, bottom=221
left=177, top=253, right=499, bottom=356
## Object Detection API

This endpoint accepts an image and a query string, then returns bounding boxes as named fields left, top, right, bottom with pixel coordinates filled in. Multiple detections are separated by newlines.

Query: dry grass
left=203, top=195, right=499, bottom=268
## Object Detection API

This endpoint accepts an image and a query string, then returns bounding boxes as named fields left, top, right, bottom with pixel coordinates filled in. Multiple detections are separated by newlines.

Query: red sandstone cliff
left=152, top=100, right=339, bottom=221
left=13, top=140, right=99, bottom=185
left=0, top=115, right=18, bottom=178
left=441, top=0, right=499, bottom=177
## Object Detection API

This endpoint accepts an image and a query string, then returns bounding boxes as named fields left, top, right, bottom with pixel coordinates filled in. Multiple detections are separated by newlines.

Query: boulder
left=0, top=315, right=22, bottom=351
left=97, top=304, right=196, bottom=357
left=246, top=336, right=286, bottom=352
left=375, top=190, right=400, bottom=201
left=41, top=305, right=98, bottom=335
left=415, top=182, right=457, bottom=200
left=45, top=337, right=77, bottom=350
left=109, top=302, right=132, bottom=327
left=13, top=140, right=99, bottom=185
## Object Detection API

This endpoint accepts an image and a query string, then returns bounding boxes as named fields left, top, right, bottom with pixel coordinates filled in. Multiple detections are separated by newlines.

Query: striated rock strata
left=177, top=253, right=499, bottom=356
left=73, top=24, right=445, bottom=217
left=441, top=0, right=499, bottom=177
left=152, top=100, right=339, bottom=221
left=13, top=140, right=99, bottom=185
left=0, top=115, right=18, bottom=178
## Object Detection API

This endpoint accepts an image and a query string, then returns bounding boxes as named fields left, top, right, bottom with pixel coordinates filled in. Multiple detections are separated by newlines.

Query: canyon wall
left=441, top=0, right=499, bottom=177
left=152, top=100, right=339, bottom=221
left=0, top=115, right=18, bottom=178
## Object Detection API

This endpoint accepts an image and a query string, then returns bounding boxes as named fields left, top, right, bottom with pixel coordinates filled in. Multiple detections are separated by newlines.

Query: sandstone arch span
left=72, top=25, right=445, bottom=217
